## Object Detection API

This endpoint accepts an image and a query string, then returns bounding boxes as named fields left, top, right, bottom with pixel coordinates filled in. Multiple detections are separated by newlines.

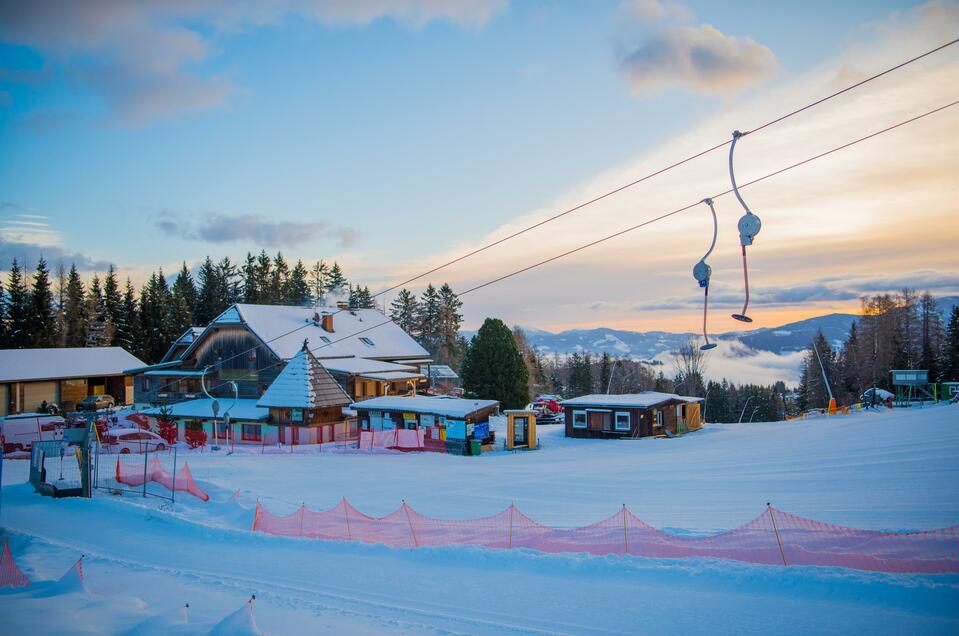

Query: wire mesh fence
left=252, top=499, right=959, bottom=574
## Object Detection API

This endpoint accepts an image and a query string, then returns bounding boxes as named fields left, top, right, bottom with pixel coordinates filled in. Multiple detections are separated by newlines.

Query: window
left=572, top=410, right=587, bottom=429
left=320, top=336, right=331, bottom=344
left=614, top=412, right=631, bottom=432
left=242, top=425, right=261, bottom=441
left=655, top=410, right=663, bottom=427
left=359, top=337, right=375, bottom=347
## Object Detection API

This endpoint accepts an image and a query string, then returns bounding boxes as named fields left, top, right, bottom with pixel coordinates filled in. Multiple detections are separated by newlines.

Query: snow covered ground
left=2, top=404, right=958, bottom=634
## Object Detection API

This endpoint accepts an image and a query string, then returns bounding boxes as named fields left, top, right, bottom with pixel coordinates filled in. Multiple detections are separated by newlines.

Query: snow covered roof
left=425, top=364, right=459, bottom=380
left=0, top=347, right=146, bottom=383
left=359, top=371, right=424, bottom=381
left=188, top=304, right=429, bottom=362
left=321, top=357, right=417, bottom=375
left=257, top=346, right=351, bottom=409
left=561, top=392, right=704, bottom=408
left=142, top=398, right=268, bottom=421
left=160, top=326, right=205, bottom=362
left=351, top=396, right=499, bottom=418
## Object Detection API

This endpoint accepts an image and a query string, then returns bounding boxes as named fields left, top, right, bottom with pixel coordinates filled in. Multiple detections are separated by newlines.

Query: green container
left=470, top=440, right=482, bottom=456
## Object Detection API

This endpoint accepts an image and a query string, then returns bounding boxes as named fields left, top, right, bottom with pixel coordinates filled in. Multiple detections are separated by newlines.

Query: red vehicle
left=1, top=413, right=65, bottom=453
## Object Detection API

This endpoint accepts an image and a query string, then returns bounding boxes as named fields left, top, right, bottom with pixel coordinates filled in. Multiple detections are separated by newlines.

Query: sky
left=1, top=0, right=957, bottom=335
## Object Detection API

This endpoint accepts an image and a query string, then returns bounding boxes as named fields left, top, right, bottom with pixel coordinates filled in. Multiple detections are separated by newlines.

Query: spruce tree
left=436, top=283, right=464, bottom=365
left=270, top=252, right=289, bottom=304
left=598, top=352, right=612, bottom=393
left=115, top=279, right=140, bottom=355
left=417, top=284, right=441, bottom=351
left=7, top=259, right=32, bottom=348
left=284, top=260, right=311, bottom=306
left=172, top=263, right=198, bottom=317
left=940, top=306, right=959, bottom=382
left=241, top=252, right=259, bottom=303
left=460, top=317, right=529, bottom=409
left=309, top=260, right=329, bottom=305
left=29, top=256, right=56, bottom=347
left=194, top=257, right=221, bottom=324
left=254, top=250, right=272, bottom=302
left=325, top=261, right=347, bottom=298
left=389, top=289, right=420, bottom=336
left=53, top=261, right=67, bottom=346
left=63, top=265, right=87, bottom=347
left=85, top=274, right=111, bottom=347
left=0, top=273, right=7, bottom=347
left=103, top=264, right=122, bottom=327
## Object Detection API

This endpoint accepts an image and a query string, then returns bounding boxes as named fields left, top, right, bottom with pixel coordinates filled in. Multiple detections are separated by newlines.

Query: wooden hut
left=256, top=343, right=353, bottom=445
left=561, top=392, right=703, bottom=439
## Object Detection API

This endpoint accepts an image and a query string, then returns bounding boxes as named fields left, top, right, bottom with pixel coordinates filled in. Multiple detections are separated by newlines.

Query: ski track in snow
left=2, top=404, right=959, bottom=634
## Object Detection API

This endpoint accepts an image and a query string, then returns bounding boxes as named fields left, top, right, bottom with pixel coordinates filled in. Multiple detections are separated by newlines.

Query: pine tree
left=389, top=289, right=420, bottom=336
left=103, top=264, right=122, bottom=328
left=918, top=291, right=941, bottom=382
left=53, top=261, right=67, bottom=346
left=194, top=257, right=221, bottom=325
left=325, top=261, right=347, bottom=298
left=461, top=317, right=529, bottom=408
left=7, top=259, right=32, bottom=348
left=63, top=265, right=87, bottom=347
left=436, top=283, right=464, bottom=365
left=28, top=256, right=56, bottom=347
left=266, top=252, right=288, bottom=304
left=115, top=279, right=140, bottom=355
left=85, top=274, right=112, bottom=347
left=139, top=270, right=172, bottom=362
left=598, top=352, right=612, bottom=393
left=309, top=260, right=329, bottom=305
left=284, top=260, right=311, bottom=306
left=241, top=252, right=259, bottom=304
left=940, top=306, right=959, bottom=382
left=354, top=285, right=375, bottom=309
left=0, top=273, right=7, bottom=347
left=417, top=284, right=441, bottom=351
left=172, top=263, right=198, bottom=317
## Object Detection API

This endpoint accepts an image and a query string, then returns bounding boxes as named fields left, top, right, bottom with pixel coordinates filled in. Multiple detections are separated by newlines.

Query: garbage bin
left=469, top=440, right=482, bottom=456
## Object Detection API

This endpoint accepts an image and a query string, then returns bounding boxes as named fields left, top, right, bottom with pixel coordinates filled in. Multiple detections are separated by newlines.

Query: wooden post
left=767, top=502, right=788, bottom=566
left=508, top=503, right=514, bottom=549
left=298, top=503, right=305, bottom=537
left=343, top=497, right=352, bottom=541
left=622, top=504, right=629, bottom=555
left=252, top=499, right=260, bottom=531
left=402, top=500, right=419, bottom=548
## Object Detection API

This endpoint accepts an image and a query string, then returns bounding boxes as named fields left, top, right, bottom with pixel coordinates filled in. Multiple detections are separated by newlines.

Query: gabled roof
left=257, top=345, right=351, bottom=409
left=0, top=347, right=146, bottom=383
left=160, top=326, right=205, bottom=362
left=321, top=357, right=417, bottom=375
left=351, top=395, right=499, bottom=419
left=184, top=304, right=429, bottom=362
left=142, top=398, right=268, bottom=421
left=561, top=392, right=704, bottom=408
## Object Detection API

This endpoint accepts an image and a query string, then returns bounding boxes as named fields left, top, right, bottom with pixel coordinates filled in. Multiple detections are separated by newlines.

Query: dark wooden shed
left=560, top=392, right=703, bottom=439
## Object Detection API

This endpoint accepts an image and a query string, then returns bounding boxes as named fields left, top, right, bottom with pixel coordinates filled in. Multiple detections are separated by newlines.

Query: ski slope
left=1, top=404, right=958, bottom=634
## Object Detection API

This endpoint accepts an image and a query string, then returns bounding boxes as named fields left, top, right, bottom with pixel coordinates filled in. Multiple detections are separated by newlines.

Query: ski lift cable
left=370, top=37, right=959, bottom=300
left=194, top=97, right=959, bottom=399
left=144, top=42, right=958, bottom=400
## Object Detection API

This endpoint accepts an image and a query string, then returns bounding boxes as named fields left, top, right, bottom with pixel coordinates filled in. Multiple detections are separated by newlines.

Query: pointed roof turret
left=257, top=341, right=350, bottom=409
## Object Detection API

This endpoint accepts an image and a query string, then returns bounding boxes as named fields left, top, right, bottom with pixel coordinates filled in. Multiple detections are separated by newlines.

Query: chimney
left=322, top=313, right=334, bottom=333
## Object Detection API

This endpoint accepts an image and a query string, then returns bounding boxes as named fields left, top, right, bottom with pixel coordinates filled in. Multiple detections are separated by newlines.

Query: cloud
left=0, top=0, right=507, bottom=124
left=153, top=210, right=359, bottom=248
left=0, top=240, right=113, bottom=272
left=615, top=1, right=777, bottom=95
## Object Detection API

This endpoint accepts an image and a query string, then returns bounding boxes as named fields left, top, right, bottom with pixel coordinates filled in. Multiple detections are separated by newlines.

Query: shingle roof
left=257, top=344, right=351, bottom=409
left=0, top=347, right=146, bottom=383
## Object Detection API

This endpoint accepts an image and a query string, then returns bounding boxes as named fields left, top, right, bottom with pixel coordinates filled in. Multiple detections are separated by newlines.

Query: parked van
left=1, top=413, right=65, bottom=453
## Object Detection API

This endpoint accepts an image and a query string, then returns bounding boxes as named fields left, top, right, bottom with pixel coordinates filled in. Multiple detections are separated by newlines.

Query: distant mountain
left=464, top=298, right=957, bottom=360
left=727, top=313, right=857, bottom=354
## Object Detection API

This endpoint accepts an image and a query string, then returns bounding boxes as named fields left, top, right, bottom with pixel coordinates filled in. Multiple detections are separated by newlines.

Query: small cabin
left=352, top=395, right=499, bottom=453
left=561, top=392, right=703, bottom=439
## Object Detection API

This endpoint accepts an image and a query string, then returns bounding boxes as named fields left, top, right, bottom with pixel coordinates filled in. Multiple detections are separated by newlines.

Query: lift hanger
left=693, top=198, right=718, bottom=350
left=728, top=130, right=761, bottom=323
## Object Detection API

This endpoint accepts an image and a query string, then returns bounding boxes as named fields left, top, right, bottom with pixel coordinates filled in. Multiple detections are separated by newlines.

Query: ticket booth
left=505, top=410, right=537, bottom=450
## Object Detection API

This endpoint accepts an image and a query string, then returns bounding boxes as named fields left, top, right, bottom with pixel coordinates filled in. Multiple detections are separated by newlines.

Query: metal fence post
left=622, top=504, right=629, bottom=555
left=171, top=446, right=177, bottom=504
left=402, top=500, right=419, bottom=548
left=142, top=449, right=148, bottom=498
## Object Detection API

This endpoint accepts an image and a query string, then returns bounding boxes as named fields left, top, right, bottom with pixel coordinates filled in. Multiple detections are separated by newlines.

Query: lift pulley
left=728, top=130, right=761, bottom=323
left=693, top=198, right=718, bottom=350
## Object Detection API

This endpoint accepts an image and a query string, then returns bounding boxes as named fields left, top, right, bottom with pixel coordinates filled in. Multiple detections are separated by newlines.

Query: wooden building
left=0, top=347, right=145, bottom=416
left=131, top=303, right=430, bottom=407
left=561, top=392, right=703, bottom=439
left=256, top=344, right=353, bottom=445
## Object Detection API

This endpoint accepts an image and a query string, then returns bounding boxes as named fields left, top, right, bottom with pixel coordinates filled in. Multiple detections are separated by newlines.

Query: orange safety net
left=0, top=538, right=30, bottom=588
left=251, top=500, right=959, bottom=573
left=115, top=456, right=210, bottom=501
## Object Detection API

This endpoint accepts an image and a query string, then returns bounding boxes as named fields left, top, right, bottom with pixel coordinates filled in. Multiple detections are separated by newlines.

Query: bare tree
left=672, top=339, right=708, bottom=396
